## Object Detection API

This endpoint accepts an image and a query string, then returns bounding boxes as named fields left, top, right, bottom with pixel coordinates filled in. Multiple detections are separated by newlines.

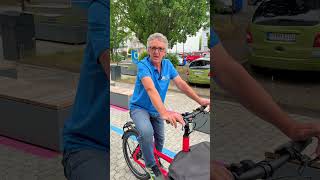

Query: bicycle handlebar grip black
left=199, top=105, right=207, bottom=111
left=235, top=155, right=290, bottom=180
left=234, top=139, right=312, bottom=180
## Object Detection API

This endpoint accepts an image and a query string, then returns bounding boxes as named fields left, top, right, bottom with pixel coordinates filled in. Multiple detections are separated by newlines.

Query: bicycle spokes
left=124, top=133, right=148, bottom=177
left=132, top=145, right=143, bottom=160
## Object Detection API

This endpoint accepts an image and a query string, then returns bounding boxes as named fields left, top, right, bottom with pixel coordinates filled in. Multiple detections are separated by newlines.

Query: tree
left=207, top=33, right=210, bottom=49
left=110, top=0, right=133, bottom=63
left=114, top=0, right=209, bottom=47
left=199, top=36, right=202, bottom=51
left=211, top=0, right=215, bottom=15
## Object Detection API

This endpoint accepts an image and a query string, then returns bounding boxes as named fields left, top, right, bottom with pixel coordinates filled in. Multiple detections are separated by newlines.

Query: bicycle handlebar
left=182, top=105, right=208, bottom=123
left=230, top=138, right=312, bottom=180
left=164, top=105, right=208, bottom=125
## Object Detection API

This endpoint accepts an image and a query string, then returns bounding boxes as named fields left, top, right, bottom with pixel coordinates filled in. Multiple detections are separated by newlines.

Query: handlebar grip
left=198, top=105, right=207, bottom=111
left=234, top=155, right=291, bottom=180
left=233, top=139, right=313, bottom=180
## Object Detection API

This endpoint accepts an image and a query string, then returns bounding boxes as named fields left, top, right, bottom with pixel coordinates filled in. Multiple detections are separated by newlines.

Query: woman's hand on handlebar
left=211, top=161, right=234, bottom=180
left=161, top=111, right=185, bottom=128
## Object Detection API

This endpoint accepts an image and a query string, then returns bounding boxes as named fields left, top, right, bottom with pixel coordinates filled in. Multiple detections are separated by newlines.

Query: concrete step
left=0, top=63, right=17, bottom=79
left=110, top=86, right=133, bottom=109
left=25, top=4, right=72, bottom=15
left=0, top=77, right=74, bottom=151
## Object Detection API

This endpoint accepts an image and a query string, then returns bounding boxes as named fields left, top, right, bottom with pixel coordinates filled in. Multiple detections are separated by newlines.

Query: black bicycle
left=229, top=138, right=320, bottom=180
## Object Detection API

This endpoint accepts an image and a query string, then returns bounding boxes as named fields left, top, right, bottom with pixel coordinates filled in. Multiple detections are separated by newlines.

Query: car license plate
left=267, top=32, right=296, bottom=42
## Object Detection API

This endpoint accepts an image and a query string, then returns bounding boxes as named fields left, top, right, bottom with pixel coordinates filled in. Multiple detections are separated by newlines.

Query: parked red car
left=185, top=55, right=200, bottom=62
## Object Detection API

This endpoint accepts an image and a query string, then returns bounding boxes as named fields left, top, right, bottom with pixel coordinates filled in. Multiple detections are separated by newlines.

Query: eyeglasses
left=149, top=46, right=165, bottom=53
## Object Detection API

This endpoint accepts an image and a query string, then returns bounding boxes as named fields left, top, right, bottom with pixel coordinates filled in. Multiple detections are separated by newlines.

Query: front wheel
left=122, top=129, right=149, bottom=180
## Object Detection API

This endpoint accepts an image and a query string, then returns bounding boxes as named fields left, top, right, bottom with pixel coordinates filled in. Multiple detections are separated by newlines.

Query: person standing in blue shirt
left=129, top=33, right=210, bottom=179
left=61, top=1, right=109, bottom=180
left=210, top=28, right=320, bottom=180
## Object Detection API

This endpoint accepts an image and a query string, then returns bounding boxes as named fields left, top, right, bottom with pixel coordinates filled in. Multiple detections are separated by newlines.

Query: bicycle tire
left=122, top=129, right=150, bottom=180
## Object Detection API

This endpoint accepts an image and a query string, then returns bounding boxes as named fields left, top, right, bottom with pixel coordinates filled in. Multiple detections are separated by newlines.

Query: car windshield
left=252, top=0, right=320, bottom=26
left=189, top=60, right=210, bottom=69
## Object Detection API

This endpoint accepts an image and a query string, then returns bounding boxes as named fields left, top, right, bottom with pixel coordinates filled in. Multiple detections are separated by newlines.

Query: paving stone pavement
left=0, top=144, right=66, bottom=180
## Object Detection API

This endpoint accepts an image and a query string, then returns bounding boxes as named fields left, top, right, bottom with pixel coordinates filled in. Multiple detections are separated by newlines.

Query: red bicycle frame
left=132, top=123, right=191, bottom=177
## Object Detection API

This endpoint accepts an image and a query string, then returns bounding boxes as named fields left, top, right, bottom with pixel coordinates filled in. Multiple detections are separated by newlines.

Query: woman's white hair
left=147, top=33, right=168, bottom=50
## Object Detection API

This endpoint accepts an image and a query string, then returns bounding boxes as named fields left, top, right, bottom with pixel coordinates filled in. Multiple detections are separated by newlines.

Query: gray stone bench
left=0, top=77, right=74, bottom=151
left=0, top=64, right=17, bottom=79
left=33, top=13, right=87, bottom=44
left=110, top=86, right=133, bottom=109
left=120, top=63, right=137, bottom=76
left=25, top=1, right=88, bottom=44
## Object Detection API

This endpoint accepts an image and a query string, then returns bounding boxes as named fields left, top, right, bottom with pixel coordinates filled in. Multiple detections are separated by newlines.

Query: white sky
left=168, top=30, right=203, bottom=53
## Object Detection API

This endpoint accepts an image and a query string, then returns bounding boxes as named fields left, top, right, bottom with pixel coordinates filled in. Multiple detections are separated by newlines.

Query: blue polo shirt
left=63, top=0, right=109, bottom=152
left=210, top=28, right=220, bottom=48
left=129, top=57, right=179, bottom=115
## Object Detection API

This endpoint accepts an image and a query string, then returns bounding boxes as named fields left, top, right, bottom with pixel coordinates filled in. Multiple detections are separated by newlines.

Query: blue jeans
left=62, top=149, right=109, bottom=180
left=130, top=108, right=165, bottom=168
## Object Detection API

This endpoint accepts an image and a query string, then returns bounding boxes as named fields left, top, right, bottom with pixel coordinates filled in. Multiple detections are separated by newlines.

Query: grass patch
left=21, top=49, right=85, bottom=72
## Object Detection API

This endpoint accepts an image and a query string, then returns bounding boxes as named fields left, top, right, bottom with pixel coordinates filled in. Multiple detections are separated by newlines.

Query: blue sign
left=131, top=50, right=139, bottom=64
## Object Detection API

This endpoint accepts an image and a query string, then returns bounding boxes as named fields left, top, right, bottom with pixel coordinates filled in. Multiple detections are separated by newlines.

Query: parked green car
left=186, top=58, right=210, bottom=85
left=247, top=0, right=320, bottom=71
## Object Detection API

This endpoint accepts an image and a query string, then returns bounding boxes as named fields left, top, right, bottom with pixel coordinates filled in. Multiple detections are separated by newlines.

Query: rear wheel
left=122, top=130, right=149, bottom=180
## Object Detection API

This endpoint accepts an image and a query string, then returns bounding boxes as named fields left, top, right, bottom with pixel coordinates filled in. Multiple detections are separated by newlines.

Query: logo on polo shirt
left=160, top=75, right=169, bottom=81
